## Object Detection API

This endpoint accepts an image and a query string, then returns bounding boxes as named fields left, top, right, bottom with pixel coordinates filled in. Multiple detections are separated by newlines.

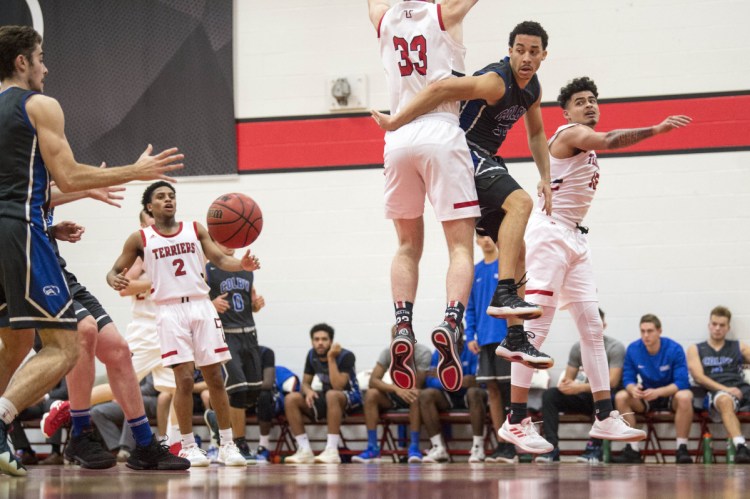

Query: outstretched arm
left=524, top=97, right=552, bottom=215
left=25, top=94, right=184, bottom=192
left=196, top=222, right=260, bottom=273
left=558, top=115, right=692, bottom=152
left=371, top=72, right=504, bottom=131
left=49, top=163, right=126, bottom=208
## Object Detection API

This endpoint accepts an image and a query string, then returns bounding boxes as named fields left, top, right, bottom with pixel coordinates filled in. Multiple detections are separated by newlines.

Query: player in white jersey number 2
left=498, top=77, right=691, bottom=453
left=107, top=181, right=260, bottom=468
left=368, top=0, right=481, bottom=394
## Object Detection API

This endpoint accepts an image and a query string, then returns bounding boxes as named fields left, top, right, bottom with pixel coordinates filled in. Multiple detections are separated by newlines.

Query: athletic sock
left=0, top=397, right=18, bottom=425
left=509, top=403, right=528, bottom=424
left=168, top=425, right=181, bottom=445
left=733, top=436, right=746, bottom=447
left=444, top=301, right=465, bottom=327
left=326, top=434, right=340, bottom=450
left=70, top=408, right=91, bottom=437
left=676, top=438, right=689, bottom=447
left=410, top=431, right=420, bottom=449
left=367, top=429, right=378, bottom=448
left=218, top=428, right=233, bottom=446
left=429, top=434, right=443, bottom=448
left=594, top=399, right=614, bottom=421
left=259, top=434, right=270, bottom=448
left=295, top=433, right=311, bottom=451
left=127, top=414, right=154, bottom=447
left=394, top=301, right=414, bottom=329
left=472, top=435, right=484, bottom=447
left=181, top=433, right=196, bottom=448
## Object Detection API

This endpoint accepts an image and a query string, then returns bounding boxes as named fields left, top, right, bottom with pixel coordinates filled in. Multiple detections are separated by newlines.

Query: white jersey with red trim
left=130, top=285, right=157, bottom=324
left=539, top=123, right=600, bottom=225
left=378, top=1, right=466, bottom=122
left=141, top=222, right=210, bottom=304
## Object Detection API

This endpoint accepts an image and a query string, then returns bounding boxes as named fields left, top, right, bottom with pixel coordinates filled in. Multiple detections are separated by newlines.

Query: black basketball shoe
left=64, top=428, right=117, bottom=469
left=0, top=420, right=27, bottom=476
left=735, top=444, right=750, bottom=464
left=127, top=435, right=191, bottom=470
left=495, top=329, right=553, bottom=369
left=486, top=280, right=542, bottom=320
left=389, top=326, right=417, bottom=389
left=431, top=321, right=463, bottom=392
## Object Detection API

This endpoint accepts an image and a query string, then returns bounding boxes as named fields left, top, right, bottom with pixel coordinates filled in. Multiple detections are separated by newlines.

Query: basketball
left=206, top=193, right=263, bottom=248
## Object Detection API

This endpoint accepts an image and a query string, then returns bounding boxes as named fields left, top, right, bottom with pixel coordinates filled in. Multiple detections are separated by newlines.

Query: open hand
left=134, top=144, right=185, bottom=182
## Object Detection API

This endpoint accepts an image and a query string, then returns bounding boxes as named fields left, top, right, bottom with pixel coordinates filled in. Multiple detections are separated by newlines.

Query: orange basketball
left=206, top=193, right=263, bottom=248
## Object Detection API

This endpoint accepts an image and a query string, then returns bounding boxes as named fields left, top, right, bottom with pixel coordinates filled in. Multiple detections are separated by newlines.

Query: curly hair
left=141, top=181, right=175, bottom=216
left=508, top=21, right=548, bottom=50
left=0, top=26, right=42, bottom=80
left=310, top=323, right=335, bottom=341
left=557, top=76, right=598, bottom=109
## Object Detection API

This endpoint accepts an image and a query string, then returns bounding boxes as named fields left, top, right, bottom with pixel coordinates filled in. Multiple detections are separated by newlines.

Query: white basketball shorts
left=383, top=117, right=480, bottom=222
left=125, top=320, right=176, bottom=390
left=524, top=213, right=598, bottom=309
left=156, top=297, right=231, bottom=368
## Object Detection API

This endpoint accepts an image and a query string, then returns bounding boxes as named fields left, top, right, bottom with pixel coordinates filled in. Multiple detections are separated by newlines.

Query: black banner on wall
left=1, top=0, right=236, bottom=176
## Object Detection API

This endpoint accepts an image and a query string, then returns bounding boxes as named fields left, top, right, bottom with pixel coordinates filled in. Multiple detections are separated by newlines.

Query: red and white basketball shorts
left=383, top=117, right=480, bottom=222
left=156, top=297, right=231, bottom=368
left=524, top=214, right=598, bottom=309
left=125, top=320, right=177, bottom=391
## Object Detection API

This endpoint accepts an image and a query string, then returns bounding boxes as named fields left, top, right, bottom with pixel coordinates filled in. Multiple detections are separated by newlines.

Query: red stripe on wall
left=236, top=93, right=750, bottom=173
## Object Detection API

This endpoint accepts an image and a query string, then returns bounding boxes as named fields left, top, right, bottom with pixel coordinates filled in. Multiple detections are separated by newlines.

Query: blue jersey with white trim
left=459, top=57, right=541, bottom=159
left=0, top=87, right=51, bottom=226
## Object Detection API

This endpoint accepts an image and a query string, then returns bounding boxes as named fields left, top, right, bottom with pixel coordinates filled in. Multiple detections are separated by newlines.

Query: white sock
left=181, top=433, right=196, bottom=448
left=259, top=434, right=270, bottom=448
left=733, top=436, right=746, bottom=447
left=430, top=434, right=443, bottom=448
left=676, top=438, right=688, bottom=447
left=295, top=434, right=311, bottom=451
left=473, top=436, right=484, bottom=448
left=0, top=397, right=18, bottom=425
left=326, top=434, right=340, bottom=450
left=634, top=441, right=642, bottom=451
left=168, top=425, right=181, bottom=445
left=219, top=428, right=233, bottom=446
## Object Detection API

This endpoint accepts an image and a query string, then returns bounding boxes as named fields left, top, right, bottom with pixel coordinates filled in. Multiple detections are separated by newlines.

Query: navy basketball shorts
left=471, top=151, right=523, bottom=242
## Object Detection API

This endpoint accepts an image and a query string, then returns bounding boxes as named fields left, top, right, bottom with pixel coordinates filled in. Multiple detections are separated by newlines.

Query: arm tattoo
left=605, top=127, right=654, bottom=149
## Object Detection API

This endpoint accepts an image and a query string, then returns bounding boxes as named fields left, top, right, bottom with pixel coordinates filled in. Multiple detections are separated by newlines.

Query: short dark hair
left=508, top=21, right=548, bottom=50
left=640, top=314, right=662, bottom=330
left=557, top=76, right=598, bottom=109
left=141, top=181, right=175, bottom=216
left=0, top=25, right=42, bottom=80
left=710, top=306, right=732, bottom=323
left=310, top=323, right=334, bottom=341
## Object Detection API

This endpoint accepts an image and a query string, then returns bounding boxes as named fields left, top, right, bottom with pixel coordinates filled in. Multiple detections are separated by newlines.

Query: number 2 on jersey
left=393, top=35, right=427, bottom=76
left=172, top=259, right=186, bottom=277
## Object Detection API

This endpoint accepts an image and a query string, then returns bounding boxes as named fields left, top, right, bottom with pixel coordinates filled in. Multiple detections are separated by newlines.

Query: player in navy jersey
left=687, top=306, right=750, bottom=463
left=372, top=21, right=554, bottom=371
left=206, top=244, right=265, bottom=460
left=0, top=25, right=182, bottom=477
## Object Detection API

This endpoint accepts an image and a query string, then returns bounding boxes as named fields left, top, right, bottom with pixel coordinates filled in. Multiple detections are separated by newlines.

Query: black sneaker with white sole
left=389, top=326, right=417, bottom=389
left=486, top=281, right=542, bottom=320
left=431, top=321, right=463, bottom=392
left=495, top=328, right=553, bottom=369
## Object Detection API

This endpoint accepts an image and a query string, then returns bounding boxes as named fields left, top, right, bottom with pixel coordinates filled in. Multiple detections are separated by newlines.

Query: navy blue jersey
left=0, top=87, right=51, bottom=225
left=206, top=263, right=255, bottom=329
left=304, top=348, right=359, bottom=393
left=697, top=340, right=746, bottom=387
left=459, top=57, right=541, bottom=158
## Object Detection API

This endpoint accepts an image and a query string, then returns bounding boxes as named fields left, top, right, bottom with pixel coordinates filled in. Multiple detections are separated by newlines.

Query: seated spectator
left=284, top=323, right=362, bottom=464
left=687, top=306, right=750, bottom=464
left=536, top=309, right=626, bottom=463
left=9, top=376, right=68, bottom=465
left=353, top=325, right=432, bottom=464
left=90, top=374, right=159, bottom=461
left=419, top=329, right=482, bottom=463
left=613, top=314, right=693, bottom=463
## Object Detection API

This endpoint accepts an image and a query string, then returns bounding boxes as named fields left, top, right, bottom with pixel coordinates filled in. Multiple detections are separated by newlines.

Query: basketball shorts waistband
left=156, top=295, right=209, bottom=306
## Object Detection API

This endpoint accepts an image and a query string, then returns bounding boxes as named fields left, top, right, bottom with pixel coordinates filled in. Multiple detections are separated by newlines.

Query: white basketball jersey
left=539, top=124, right=600, bottom=225
left=378, top=1, right=466, bottom=122
left=130, top=271, right=157, bottom=323
left=141, top=222, right=210, bottom=304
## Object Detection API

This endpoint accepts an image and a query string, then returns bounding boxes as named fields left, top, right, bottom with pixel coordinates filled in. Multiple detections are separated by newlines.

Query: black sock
left=51, top=444, right=60, bottom=454
left=394, top=301, right=414, bottom=330
left=509, top=402, right=528, bottom=424
left=594, top=399, right=614, bottom=421
left=444, top=301, right=465, bottom=327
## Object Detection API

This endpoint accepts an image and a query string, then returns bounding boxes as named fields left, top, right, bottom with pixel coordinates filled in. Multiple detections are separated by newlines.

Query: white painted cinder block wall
left=54, top=0, right=750, bottom=380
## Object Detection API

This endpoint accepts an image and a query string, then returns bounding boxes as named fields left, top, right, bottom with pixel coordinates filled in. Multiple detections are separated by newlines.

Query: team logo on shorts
left=43, top=285, right=60, bottom=296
